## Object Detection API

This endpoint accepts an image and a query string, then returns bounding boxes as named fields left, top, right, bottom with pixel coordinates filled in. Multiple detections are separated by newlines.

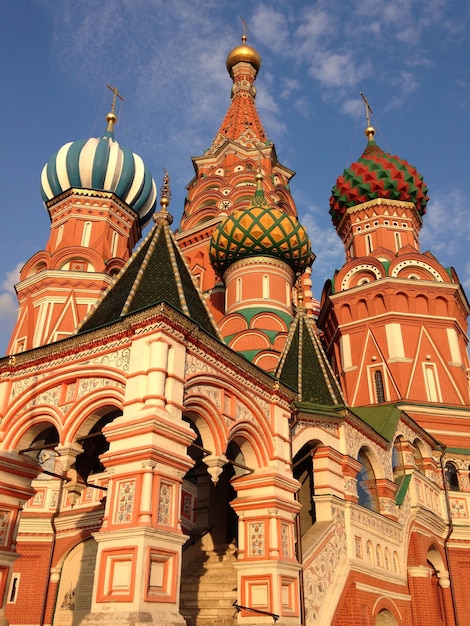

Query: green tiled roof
left=276, top=308, right=343, bottom=406
left=78, top=211, right=220, bottom=339
left=353, top=404, right=402, bottom=442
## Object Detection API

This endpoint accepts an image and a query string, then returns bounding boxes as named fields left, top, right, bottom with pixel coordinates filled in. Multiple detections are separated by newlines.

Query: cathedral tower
left=7, top=90, right=157, bottom=353
left=318, top=116, right=470, bottom=445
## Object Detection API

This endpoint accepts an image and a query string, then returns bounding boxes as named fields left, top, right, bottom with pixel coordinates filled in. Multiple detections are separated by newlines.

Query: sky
left=1, top=0, right=469, bottom=355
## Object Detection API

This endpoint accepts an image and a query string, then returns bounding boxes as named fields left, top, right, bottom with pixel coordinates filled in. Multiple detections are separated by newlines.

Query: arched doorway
left=180, top=421, right=251, bottom=626
left=292, top=443, right=317, bottom=537
left=52, top=538, right=98, bottom=626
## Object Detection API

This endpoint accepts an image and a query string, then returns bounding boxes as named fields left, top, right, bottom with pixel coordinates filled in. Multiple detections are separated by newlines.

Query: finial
left=160, top=170, right=172, bottom=210
left=360, top=92, right=375, bottom=142
left=154, top=170, right=174, bottom=225
left=295, top=275, right=306, bottom=311
left=106, top=84, right=124, bottom=132
left=252, top=152, right=267, bottom=208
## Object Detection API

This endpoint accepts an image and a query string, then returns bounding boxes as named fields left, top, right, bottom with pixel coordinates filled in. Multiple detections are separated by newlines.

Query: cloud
left=299, top=204, right=344, bottom=297
left=0, top=262, right=22, bottom=354
left=420, top=186, right=470, bottom=287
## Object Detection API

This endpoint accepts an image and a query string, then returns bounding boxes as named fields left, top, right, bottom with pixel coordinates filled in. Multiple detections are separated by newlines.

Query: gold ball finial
left=226, top=34, right=261, bottom=77
left=364, top=125, right=376, bottom=141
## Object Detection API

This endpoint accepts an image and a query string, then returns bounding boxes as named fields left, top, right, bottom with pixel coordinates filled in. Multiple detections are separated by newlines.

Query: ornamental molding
left=16, top=377, right=125, bottom=415
left=303, top=506, right=347, bottom=623
left=350, top=505, right=403, bottom=543
left=344, top=423, right=391, bottom=479
left=185, top=347, right=287, bottom=407
left=184, top=354, right=270, bottom=424
left=9, top=348, right=130, bottom=398
left=2, top=339, right=130, bottom=381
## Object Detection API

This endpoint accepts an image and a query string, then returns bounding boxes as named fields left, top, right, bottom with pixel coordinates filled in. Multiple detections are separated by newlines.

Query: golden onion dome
left=226, top=34, right=261, bottom=77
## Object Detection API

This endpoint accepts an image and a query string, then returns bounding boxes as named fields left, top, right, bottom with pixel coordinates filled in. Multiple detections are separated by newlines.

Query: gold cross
left=360, top=92, right=373, bottom=127
left=106, top=84, right=124, bottom=114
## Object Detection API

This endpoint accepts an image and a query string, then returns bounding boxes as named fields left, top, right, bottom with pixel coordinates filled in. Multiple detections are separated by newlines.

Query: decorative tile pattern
left=281, top=523, right=290, bottom=557
left=158, top=483, right=172, bottom=525
left=450, top=497, right=468, bottom=518
left=249, top=521, right=265, bottom=556
left=303, top=507, right=347, bottom=623
left=115, top=480, right=135, bottom=523
left=0, top=510, right=10, bottom=546
left=355, top=536, right=362, bottom=559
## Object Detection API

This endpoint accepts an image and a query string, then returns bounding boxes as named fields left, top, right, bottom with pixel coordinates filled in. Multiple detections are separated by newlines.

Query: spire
left=276, top=307, right=344, bottom=406
left=78, top=172, right=221, bottom=339
left=210, top=33, right=267, bottom=151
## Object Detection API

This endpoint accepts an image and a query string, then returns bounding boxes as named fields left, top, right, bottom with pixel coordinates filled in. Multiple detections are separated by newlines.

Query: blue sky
left=1, top=0, right=469, bottom=354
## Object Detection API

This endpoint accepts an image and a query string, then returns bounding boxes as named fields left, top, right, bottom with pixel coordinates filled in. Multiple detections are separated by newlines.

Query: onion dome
left=40, top=108, right=157, bottom=227
left=210, top=172, right=312, bottom=275
left=329, top=127, right=428, bottom=228
left=226, top=33, right=261, bottom=77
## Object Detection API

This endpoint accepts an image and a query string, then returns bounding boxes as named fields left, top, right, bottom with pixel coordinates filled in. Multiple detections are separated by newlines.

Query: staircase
left=180, top=543, right=238, bottom=626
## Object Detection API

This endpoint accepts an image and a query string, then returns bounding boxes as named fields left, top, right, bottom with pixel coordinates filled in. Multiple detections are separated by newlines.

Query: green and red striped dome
left=329, top=141, right=428, bottom=227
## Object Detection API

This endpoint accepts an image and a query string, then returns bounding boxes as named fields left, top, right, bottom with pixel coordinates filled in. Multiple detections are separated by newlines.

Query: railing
left=233, top=601, right=279, bottom=622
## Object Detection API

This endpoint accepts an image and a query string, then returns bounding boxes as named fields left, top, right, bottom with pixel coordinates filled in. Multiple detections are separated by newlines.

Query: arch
left=391, top=258, right=446, bottom=282
left=50, top=246, right=106, bottom=272
left=445, top=461, right=460, bottom=491
left=413, top=438, right=425, bottom=472
left=53, top=537, right=98, bottom=624
left=81, top=221, right=92, bottom=247
left=374, top=607, right=399, bottom=626
left=74, top=407, right=122, bottom=481
left=373, top=293, right=386, bottom=315
left=3, top=406, right=64, bottom=451
left=415, top=294, right=428, bottom=314
left=16, top=422, right=60, bottom=469
left=292, top=442, right=321, bottom=536
left=392, top=435, right=406, bottom=485
left=434, top=296, right=448, bottom=316
left=357, top=447, right=380, bottom=512
left=227, top=420, right=271, bottom=470
left=358, top=298, right=369, bottom=318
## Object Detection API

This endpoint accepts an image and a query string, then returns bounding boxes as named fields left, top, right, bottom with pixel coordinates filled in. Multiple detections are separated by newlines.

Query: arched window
left=293, top=444, right=317, bottom=536
left=57, top=224, right=64, bottom=245
left=413, top=439, right=425, bottom=472
left=394, top=231, right=401, bottom=251
left=366, top=233, right=373, bottom=254
left=357, top=449, right=379, bottom=512
left=445, top=462, right=459, bottom=491
left=374, top=370, right=386, bottom=403
left=392, top=437, right=405, bottom=484
left=81, top=221, right=92, bottom=247
left=111, top=231, right=119, bottom=257
left=262, top=274, right=269, bottom=299
left=236, top=277, right=242, bottom=303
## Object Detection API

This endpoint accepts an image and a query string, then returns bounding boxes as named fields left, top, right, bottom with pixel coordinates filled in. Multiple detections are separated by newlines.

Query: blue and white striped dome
left=40, top=121, right=157, bottom=226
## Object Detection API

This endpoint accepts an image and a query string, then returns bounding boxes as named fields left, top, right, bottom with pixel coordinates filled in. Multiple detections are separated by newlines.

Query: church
left=0, top=35, right=469, bottom=626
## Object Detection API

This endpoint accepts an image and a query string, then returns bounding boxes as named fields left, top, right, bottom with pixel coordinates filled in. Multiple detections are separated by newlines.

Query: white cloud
left=0, top=262, right=22, bottom=354
left=420, top=187, right=469, bottom=287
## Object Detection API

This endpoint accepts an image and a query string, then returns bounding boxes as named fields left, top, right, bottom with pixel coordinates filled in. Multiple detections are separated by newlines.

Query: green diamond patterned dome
left=210, top=204, right=311, bottom=275
left=329, top=141, right=428, bottom=227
